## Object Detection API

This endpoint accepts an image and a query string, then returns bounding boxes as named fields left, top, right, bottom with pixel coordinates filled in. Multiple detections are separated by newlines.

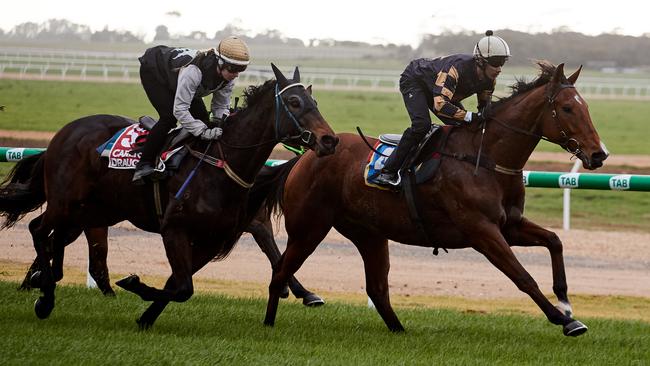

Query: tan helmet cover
left=473, top=30, right=511, bottom=59
left=217, top=36, right=250, bottom=65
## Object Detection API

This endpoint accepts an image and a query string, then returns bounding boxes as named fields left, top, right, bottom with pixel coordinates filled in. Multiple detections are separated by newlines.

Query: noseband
left=275, top=83, right=316, bottom=147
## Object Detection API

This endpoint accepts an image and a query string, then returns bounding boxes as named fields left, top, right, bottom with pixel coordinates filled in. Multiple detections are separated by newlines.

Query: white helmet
left=473, top=30, right=510, bottom=67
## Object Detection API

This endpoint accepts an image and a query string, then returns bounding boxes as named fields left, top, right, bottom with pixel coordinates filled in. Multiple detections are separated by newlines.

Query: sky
left=1, top=0, right=648, bottom=47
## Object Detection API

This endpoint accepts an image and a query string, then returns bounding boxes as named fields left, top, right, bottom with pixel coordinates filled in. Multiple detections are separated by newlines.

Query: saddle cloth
left=96, top=123, right=185, bottom=173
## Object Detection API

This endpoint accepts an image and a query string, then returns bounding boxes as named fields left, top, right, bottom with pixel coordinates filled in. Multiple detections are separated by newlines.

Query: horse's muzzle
left=581, top=150, right=608, bottom=170
left=315, top=135, right=339, bottom=156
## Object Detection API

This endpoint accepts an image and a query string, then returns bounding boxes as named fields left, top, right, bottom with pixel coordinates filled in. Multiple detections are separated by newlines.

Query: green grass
left=1, top=281, right=648, bottom=365
left=1, top=79, right=649, bottom=155
left=525, top=188, right=650, bottom=231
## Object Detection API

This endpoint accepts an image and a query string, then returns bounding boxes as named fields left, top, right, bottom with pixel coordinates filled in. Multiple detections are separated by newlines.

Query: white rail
left=3, top=47, right=650, bottom=98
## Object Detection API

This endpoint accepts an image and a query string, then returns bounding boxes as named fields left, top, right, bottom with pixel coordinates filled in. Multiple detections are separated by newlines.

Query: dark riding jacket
left=402, top=54, right=495, bottom=125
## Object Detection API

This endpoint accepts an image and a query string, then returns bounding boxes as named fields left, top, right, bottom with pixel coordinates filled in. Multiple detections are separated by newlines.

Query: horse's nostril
left=592, top=151, right=608, bottom=163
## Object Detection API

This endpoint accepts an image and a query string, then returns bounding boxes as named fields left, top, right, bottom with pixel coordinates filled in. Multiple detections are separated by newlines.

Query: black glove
left=470, top=112, right=485, bottom=124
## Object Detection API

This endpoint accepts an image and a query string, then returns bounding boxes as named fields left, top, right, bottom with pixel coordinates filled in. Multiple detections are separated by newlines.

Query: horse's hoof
left=280, top=286, right=290, bottom=299
left=30, top=271, right=43, bottom=288
left=115, top=274, right=140, bottom=292
left=136, top=317, right=153, bottom=330
left=102, top=288, right=116, bottom=297
left=34, top=296, right=54, bottom=319
left=563, top=320, right=588, bottom=337
left=18, top=282, right=32, bottom=291
left=302, top=293, right=325, bottom=307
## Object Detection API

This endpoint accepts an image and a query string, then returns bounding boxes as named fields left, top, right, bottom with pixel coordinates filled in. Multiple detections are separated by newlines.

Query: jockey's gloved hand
left=469, top=111, right=486, bottom=124
left=200, top=127, right=223, bottom=140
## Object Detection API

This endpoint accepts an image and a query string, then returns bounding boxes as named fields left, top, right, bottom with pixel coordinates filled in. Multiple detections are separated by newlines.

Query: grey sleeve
left=210, top=80, right=235, bottom=120
left=173, top=65, right=208, bottom=136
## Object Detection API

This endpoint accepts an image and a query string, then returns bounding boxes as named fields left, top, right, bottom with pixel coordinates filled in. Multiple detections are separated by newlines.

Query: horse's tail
left=247, top=156, right=300, bottom=221
left=0, top=152, right=46, bottom=229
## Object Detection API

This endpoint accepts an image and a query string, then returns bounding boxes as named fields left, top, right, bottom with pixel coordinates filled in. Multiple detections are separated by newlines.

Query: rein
left=476, top=83, right=581, bottom=175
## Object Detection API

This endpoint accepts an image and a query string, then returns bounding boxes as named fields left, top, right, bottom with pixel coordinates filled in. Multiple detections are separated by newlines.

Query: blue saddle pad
left=364, top=141, right=397, bottom=190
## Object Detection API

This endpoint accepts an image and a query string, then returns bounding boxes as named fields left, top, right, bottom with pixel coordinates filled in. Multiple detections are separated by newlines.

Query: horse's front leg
left=471, top=222, right=587, bottom=337
left=247, top=218, right=324, bottom=306
left=504, top=217, right=572, bottom=316
left=116, top=227, right=194, bottom=304
left=136, top=243, right=221, bottom=329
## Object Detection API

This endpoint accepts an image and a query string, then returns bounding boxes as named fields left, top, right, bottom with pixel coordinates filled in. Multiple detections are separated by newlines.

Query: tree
left=154, top=25, right=170, bottom=41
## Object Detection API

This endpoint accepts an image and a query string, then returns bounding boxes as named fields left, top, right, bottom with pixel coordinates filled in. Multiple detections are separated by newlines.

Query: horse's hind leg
left=85, top=227, right=114, bottom=296
left=248, top=217, right=324, bottom=306
left=473, top=224, right=587, bottom=336
left=504, top=217, right=573, bottom=316
left=337, top=225, right=404, bottom=332
left=28, top=211, right=58, bottom=319
left=19, top=214, right=45, bottom=290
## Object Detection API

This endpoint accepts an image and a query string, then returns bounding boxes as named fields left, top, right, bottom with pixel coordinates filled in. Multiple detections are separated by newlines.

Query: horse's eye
left=562, top=106, right=572, bottom=114
left=288, top=96, right=302, bottom=109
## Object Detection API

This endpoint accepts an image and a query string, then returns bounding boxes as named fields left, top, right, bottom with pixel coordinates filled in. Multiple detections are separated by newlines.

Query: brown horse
left=261, top=62, right=607, bottom=336
left=0, top=65, right=338, bottom=328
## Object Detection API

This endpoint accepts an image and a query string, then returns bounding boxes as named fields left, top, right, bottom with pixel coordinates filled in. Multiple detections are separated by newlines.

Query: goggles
left=224, top=63, right=247, bottom=73
left=486, top=56, right=508, bottom=68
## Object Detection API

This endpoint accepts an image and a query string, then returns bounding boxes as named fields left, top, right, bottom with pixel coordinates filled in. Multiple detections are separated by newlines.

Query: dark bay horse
left=15, top=193, right=324, bottom=305
left=262, top=62, right=608, bottom=336
left=15, top=163, right=324, bottom=306
left=0, top=65, right=338, bottom=328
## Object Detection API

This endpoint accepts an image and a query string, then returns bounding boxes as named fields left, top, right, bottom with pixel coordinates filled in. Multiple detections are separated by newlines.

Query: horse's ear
left=271, top=63, right=288, bottom=86
left=551, top=63, right=565, bottom=85
left=292, top=66, right=300, bottom=82
left=567, top=65, right=582, bottom=85
left=306, top=84, right=313, bottom=95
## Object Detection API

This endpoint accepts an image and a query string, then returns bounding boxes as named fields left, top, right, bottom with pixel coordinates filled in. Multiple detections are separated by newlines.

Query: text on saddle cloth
left=97, top=123, right=184, bottom=171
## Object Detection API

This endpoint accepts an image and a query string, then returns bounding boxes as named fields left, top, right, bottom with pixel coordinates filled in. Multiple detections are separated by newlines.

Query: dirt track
left=2, top=213, right=649, bottom=299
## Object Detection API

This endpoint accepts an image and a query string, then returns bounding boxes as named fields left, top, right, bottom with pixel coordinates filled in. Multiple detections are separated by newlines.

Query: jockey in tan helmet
left=132, top=36, right=250, bottom=184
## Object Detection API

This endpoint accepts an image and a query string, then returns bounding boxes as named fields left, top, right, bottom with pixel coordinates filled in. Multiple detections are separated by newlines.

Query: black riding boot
left=376, top=132, right=419, bottom=186
left=132, top=123, right=169, bottom=185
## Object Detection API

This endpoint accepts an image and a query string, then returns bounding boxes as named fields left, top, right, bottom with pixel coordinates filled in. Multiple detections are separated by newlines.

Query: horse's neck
left=219, top=102, right=277, bottom=182
left=483, top=90, right=547, bottom=171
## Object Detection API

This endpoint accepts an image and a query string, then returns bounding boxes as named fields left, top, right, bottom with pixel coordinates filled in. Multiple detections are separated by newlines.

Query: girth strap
left=402, top=169, right=446, bottom=255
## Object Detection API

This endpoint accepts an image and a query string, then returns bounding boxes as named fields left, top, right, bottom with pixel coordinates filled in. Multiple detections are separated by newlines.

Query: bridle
left=186, top=81, right=319, bottom=190
left=217, top=81, right=317, bottom=150
left=274, top=82, right=316, bottom=147
left=490, top=83, right=583, bottom=156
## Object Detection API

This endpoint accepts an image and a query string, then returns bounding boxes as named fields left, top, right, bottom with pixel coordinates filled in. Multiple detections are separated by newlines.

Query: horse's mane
left=242, top=79, right=277, bottom=108
left=492, top=60, right=560, bottom=108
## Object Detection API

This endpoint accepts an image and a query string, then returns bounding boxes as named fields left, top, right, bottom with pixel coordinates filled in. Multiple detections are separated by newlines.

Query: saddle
left=365, top=124, right=452, bottom=190
left=96, top=116, right=193, bottom=177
